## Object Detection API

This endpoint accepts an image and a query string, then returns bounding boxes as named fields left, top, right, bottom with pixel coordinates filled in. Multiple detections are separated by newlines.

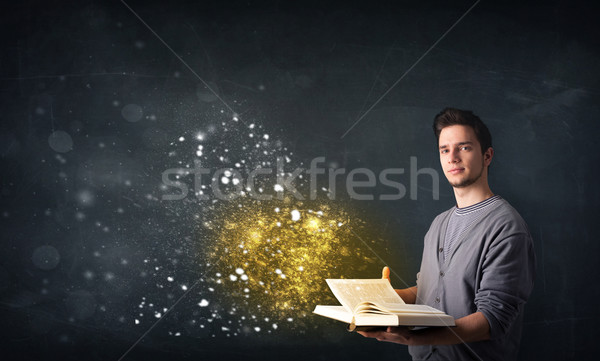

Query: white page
left=326, top=279, right=405, bottom=312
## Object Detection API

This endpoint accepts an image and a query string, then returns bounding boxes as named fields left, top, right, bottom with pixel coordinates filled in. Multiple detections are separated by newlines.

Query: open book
left=313, top=279, right=455, bottom=331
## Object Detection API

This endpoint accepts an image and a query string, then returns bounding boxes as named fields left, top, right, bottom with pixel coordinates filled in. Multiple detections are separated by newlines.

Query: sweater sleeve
left=474, top=228, right=536, bottom=340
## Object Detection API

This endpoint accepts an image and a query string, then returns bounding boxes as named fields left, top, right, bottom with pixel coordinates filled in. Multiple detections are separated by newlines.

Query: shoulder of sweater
left=482, top=198, right=531, bottom=234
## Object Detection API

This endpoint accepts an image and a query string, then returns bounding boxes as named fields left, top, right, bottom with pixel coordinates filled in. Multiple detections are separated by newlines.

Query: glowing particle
left=338, top=222, right=343, bottom=227
left=263, top=134, right=269, bottom=140
left=307, top=218, right=320, bottom=230
left=178, top=137, right=185, bottom=142
left=167, top=276, right=174, bottom=282
left=224, top=170, right=232, bottom=177
left=135, top=319, right=140, bottom=324
left=244, top=288, right=250, bottom=293
left=181, top=285, right=188, bottom=291
left=232, top=178, right=240, bottom=185
left=254, top=327, right=261, bottom=332
left=241, top=274, right=248, bottom=281
left=298, top=266, right=304, bottom=271
left=275, top=269, right=282, bottom=275
left=221, top=177, right=230, bottom=184
left=274, top=184, right=283, bottom=192
left=198, top=299, right=209, bottom=307
left=155, top=312, right=162, bottom=318
left=229, top=275, right=238, bottom=281
left=196, top=150, right=203, bottom=156
left=235, top=268, right=244, bottom=275
left=287, top=318, right=293, bottom=322
left=272, top=324, right=278, bottom=329
left=291, top=210, right=301, bottom=221
left=249, top=123, right=255, bottom=129
left=274, top=207, right=280, bottom=212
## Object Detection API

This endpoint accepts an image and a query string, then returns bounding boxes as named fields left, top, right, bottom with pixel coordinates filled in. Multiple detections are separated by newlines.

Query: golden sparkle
left=205, top=198, right=375, bottom=320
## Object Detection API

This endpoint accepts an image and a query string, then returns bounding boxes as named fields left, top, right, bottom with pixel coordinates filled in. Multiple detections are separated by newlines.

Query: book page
left=326, top=279, right=405, bottom=312
left=354, top=302, right=445, bottom=314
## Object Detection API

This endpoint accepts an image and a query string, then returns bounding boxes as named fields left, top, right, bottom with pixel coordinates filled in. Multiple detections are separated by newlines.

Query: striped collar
left=454, top=195, right=501, bottom=216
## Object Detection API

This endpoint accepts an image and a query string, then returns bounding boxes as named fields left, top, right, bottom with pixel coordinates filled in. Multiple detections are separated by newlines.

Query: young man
left=359, top=108, right=536, bottom=361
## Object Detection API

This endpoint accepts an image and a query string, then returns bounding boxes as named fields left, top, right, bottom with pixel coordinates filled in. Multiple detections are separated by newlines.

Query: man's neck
left=453, top=183, right=494, bottom=208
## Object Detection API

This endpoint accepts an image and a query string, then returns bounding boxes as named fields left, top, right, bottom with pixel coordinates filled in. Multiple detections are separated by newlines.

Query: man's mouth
left=448, top=168, right=464, bottom=175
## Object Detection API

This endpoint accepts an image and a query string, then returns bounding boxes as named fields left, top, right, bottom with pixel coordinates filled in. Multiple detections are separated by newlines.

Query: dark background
left=1, top=0, right=599, bottom=360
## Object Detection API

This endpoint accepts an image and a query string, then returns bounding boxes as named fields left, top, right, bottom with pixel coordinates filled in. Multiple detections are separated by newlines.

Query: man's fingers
left=357, top=330, right=385, bottom=339
left=382, top=266, right=391, bottom=281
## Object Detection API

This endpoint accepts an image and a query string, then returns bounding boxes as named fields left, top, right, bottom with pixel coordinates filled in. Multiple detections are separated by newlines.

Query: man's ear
left=484, top=147, right=494, bottom=166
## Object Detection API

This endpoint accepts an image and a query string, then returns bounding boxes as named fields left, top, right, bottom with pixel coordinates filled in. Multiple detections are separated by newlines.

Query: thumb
left=382, top=266, right=391, bottom=282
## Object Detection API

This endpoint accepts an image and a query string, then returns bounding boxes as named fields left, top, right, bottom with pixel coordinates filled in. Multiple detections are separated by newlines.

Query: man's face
left=438, top=125, right=491, bottom=189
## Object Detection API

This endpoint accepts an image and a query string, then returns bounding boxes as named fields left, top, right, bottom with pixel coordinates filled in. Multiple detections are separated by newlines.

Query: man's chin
left=449, top=178, right=476, bottom=188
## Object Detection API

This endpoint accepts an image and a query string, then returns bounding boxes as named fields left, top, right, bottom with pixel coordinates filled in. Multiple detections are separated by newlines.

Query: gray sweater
left=409, top=197, right=536, bottom=361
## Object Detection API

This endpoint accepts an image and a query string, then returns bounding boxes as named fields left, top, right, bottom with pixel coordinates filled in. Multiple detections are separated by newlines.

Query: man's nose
left=448, top=149, right=460, bottom=163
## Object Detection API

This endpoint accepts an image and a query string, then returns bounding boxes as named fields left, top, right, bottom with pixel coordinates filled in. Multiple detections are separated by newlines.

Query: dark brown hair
left=433, top=108, right=492, bottom=153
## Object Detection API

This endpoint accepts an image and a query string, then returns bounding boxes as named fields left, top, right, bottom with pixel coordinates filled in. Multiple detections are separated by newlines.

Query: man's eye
left=460, top=146, right=470, bottom=151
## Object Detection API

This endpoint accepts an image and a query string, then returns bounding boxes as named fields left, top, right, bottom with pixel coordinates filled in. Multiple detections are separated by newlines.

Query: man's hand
left=382, top=266, right=418, bottom=304
left=358, top=312, right=491, bottom=346
left=382, top=266, right=391, bottom=283
left=358, top=326, right=415, bottom=345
